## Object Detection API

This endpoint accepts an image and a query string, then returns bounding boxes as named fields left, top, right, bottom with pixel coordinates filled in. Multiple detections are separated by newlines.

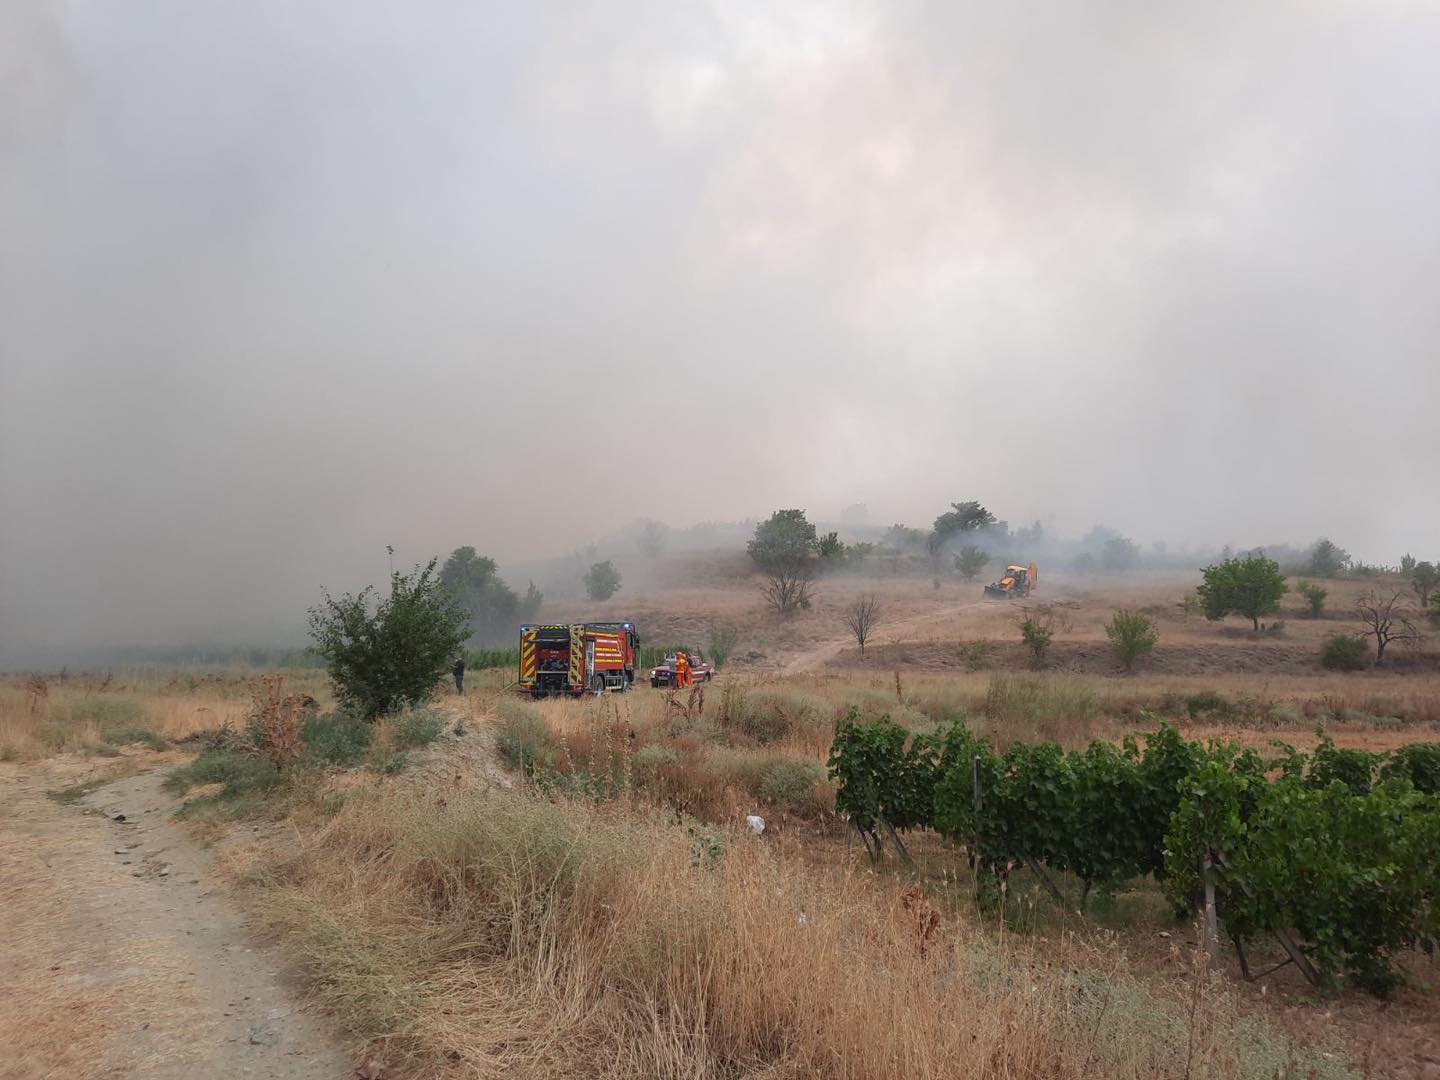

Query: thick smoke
left=3, top=1, right=1438, bottom=662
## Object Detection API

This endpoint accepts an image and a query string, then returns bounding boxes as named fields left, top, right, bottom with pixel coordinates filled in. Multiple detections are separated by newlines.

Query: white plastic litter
left=745, top=815, right=766, bottom=834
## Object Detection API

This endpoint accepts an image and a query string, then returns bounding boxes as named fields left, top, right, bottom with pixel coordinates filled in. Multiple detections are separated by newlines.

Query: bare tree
left=761, top=566, right=813, bottom=615
left=843, top=594, right=882, bottom=656
left=1354, top=590, right=1423, bottom=667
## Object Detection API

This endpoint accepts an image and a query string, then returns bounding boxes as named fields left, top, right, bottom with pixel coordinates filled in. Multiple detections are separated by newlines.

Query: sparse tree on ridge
left=440, top=546, right=526, bottom=643
left=1197, top=554, right=1288, bottom=632
left=749, top=509, right=818, bottom=615
left=931, top=501, right=998, bottom=551
left=1308, top=538, right=1350, bottom=578
left=816, top=531, right=846, bottom=561
left=1354, top=590, right=1423, bottom=667
left=1411, top=561, right=1439, bottom=608
left=1018, top=604, right=1063, bottom=669
left=584, top=560, right=622, bottom=601
left=844, top=594, right=882, bottom=657
left=1297, top=581, right=1327, bottom=617
left=1102, top=536, right=1141, bottom=573
left=635, top=520, right=668, bottom=559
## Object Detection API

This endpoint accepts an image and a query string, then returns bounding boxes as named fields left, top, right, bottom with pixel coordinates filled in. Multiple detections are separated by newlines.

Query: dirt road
left=780, top=595, right=997, bottom=673
left=0, top=756, right=355, bottom=1080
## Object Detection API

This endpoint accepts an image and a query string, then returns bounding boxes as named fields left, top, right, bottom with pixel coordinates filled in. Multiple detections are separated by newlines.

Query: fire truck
left=517, top=621, right=639, bottom=697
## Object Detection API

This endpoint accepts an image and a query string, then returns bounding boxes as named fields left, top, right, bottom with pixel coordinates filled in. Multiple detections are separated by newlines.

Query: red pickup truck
left=649, top=651, right=715, bottom=688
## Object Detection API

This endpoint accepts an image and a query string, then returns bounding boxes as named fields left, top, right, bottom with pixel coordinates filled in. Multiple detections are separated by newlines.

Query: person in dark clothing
left=452, top=657, right=466, bottom=694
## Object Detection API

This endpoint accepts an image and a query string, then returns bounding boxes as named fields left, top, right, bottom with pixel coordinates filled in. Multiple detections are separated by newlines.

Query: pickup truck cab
left=650, top=651, right=715, bottom=688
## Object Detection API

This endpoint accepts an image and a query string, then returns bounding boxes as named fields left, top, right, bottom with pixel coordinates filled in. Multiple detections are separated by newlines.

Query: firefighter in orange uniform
left=674, top=651, right=691, bottom=689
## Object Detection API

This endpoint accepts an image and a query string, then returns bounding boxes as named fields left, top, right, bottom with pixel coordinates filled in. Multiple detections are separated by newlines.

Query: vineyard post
left=1201, top=849, right=1220, bottom=967
left=972, top=755, right=983, bottom=902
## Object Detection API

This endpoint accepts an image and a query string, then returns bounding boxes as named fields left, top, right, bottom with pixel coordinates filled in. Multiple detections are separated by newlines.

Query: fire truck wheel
left=590, top=674, right=606, bottom=696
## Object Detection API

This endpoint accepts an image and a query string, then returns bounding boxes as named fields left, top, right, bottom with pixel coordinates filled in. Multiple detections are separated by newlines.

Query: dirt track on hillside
left=0, top=756, right=354, bottom=1080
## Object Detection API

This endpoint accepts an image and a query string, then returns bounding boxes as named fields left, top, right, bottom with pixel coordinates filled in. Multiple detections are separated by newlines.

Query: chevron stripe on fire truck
left=568, top=625, right=584, bottom=686
left=519, top=630, right=537, bottom=684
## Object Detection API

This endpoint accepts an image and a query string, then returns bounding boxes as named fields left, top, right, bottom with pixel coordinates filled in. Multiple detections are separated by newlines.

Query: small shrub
left=1104, top=610, right=1158, bottom=672
left=66, top=697, right=145, bottom=727
left=496, top=698, right=555, bottom=775
left=389, top=708, right=446, bottom=750
left=102, top=726, right=168, bottom=751
left=707, top=625, right=739, bottom=668
left=757, top=758, right=825, bottom=812
left=1320, top=634, right=1369, bottom=671
left=1019, top=618, right=1053, bottom=669
left=1184, top=691, right=1234, bottom=719
left=954, top=545, right=989, bottom=581
left=165, top=750, right=281, bottom=799
left=246, top=674, right=309, bottom=771
left=722, top=694, right=789, bottom=744
left=0, top=745, right=17, bottom=762
left=301, top=710, right=374, bottom=767
left=632, top=745, right=680, bottom=778
left=1297, top=581, right=1327, bottom=617
left=368, top=749, right=412, bottom=775
left=956, top=641, right=990, bottom=671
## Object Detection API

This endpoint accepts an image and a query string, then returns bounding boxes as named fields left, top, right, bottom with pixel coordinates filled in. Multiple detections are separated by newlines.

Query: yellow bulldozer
left=983, top=563, right=1037, bottom=600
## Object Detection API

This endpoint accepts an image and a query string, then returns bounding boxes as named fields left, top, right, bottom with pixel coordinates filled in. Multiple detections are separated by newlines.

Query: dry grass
left=235, top=778, right=1350, bottom=1079
left=0, top=669, right=332, bottom=761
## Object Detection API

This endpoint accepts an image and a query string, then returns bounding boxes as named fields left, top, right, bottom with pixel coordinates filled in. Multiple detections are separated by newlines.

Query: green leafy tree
left=748, top=509, right=817, bottom=568
left=930, top=500, right=998, bottom=552
left=953, top=545, right=989, bottom=581
left=1102, top=536, right=1141, bottom=573
left=1297, top=581, right=1327, bottom=617
left=309, top=559, right=469, bottom=720
left=1197, top=554, right=1288, bottom=631
left=440, top=547, right=523, bottom=643
left=1411, top=561, right=1439, bottom=608
left=584, top=560, right=622, bottom=601
left=816, top=531, right=846, bottom=560
left=1308, top=538, right=1351, bottom=578
left=1105, top=610, right=1158, bottom=672
left=749, top=509, right=817, bottom=615
left=882, top=523, right=927, bottom=551
left=1400, top=553, right=1417, bottom=574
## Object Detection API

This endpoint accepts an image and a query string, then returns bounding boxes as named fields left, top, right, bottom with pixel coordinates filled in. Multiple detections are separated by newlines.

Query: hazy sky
left=3, top=1, right=1439, bottom=659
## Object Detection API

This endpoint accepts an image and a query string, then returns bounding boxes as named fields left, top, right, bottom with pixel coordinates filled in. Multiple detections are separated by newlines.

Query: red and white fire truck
left=517, top=621, right=639, bottom=697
